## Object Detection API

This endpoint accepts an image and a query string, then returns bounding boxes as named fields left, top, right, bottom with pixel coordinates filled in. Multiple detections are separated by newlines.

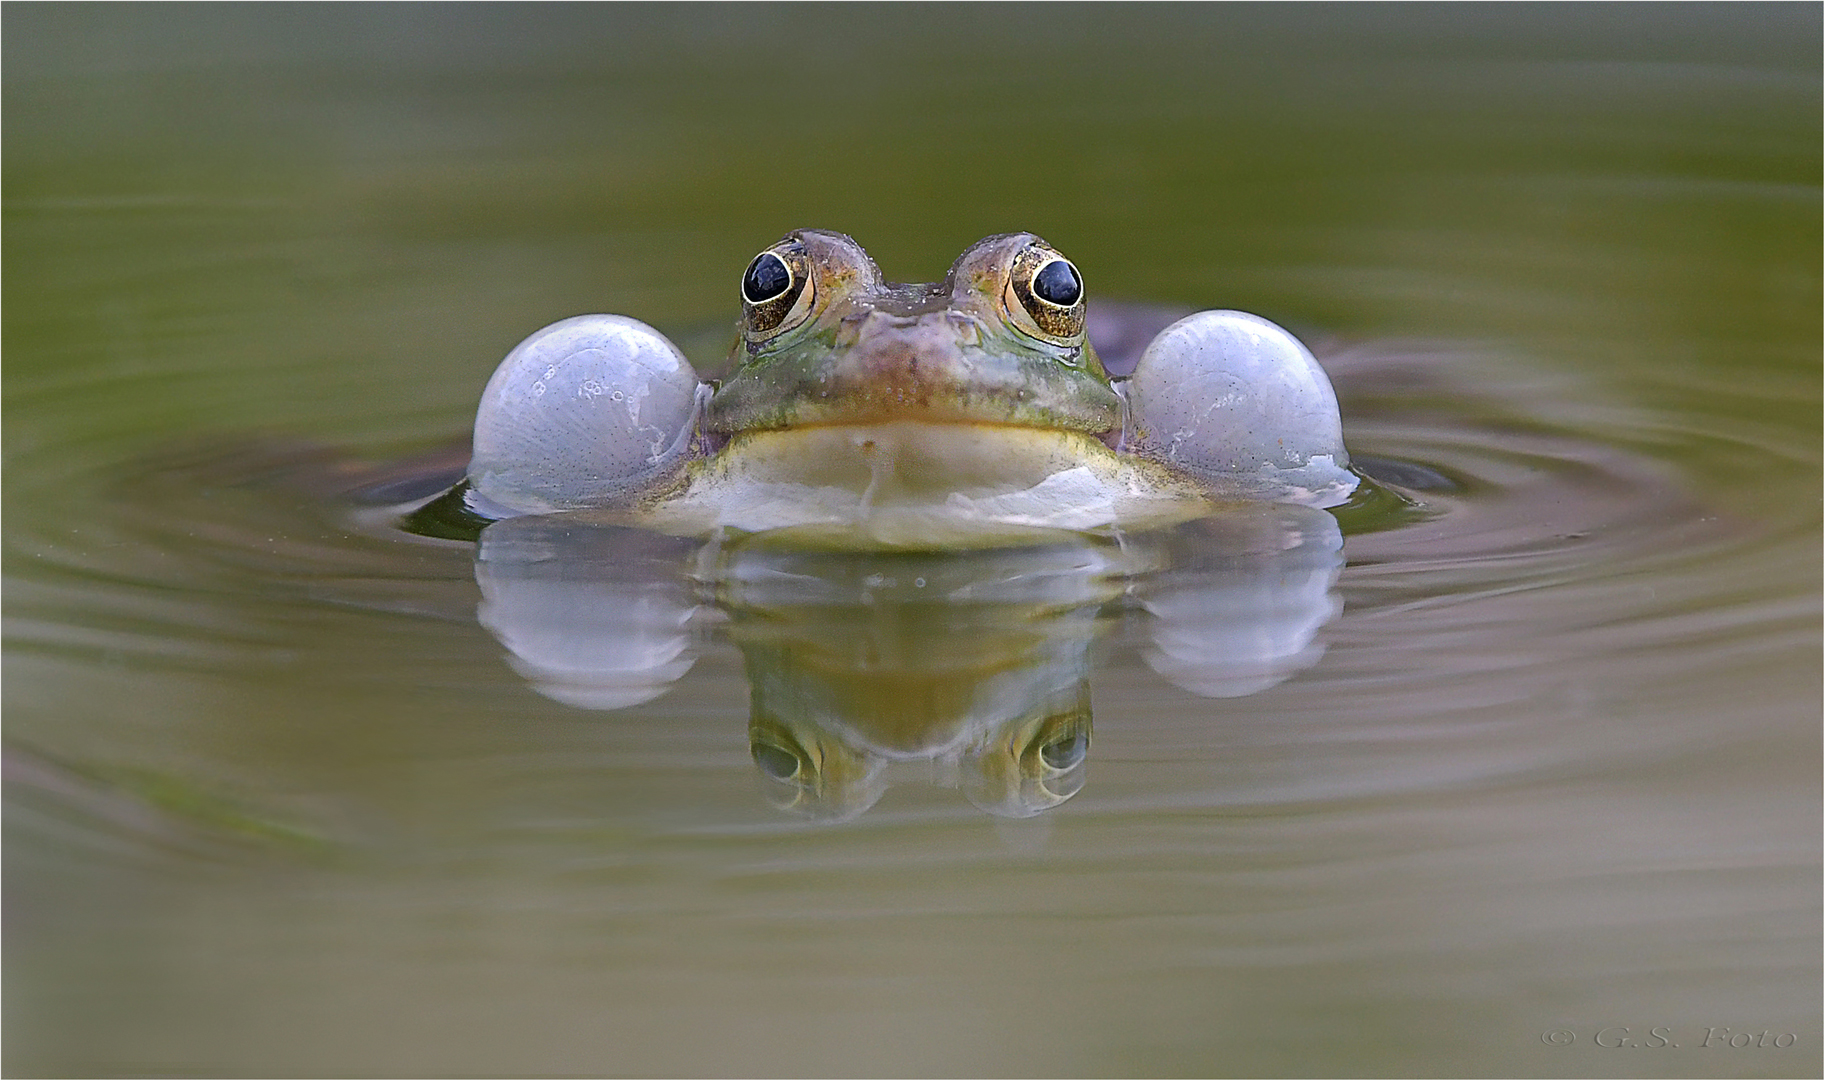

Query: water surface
left=5, top=7, right=1819, bottom=1077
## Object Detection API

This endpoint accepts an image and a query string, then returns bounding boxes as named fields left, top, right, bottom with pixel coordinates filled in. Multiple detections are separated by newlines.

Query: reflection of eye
left=1038, top=731, right=1088, bottom=771
left=751, top=740, right=804, bottom=781
left=1030, top=258, right=1082, bottom=308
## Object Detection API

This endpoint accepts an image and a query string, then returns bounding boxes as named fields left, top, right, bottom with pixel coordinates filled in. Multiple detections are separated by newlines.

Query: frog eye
left=741, top=240, right=811, bottom=338
left=751, top=739, right=806, bottom=782
left=1037, top=730, right=1088, bottom=771
left=1021, top=719, right=1090, bottom=778
left=742, top=252, right=792, bottom=304
left=1005, top=242, right=1087, bottom=344
left=962, top=708, right=1092, bottom=817
left=1032, top=258, right=1082, bottom=307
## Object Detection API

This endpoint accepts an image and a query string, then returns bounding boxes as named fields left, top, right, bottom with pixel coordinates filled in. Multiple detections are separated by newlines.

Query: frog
left=449, top=229, right=1356, bottom=548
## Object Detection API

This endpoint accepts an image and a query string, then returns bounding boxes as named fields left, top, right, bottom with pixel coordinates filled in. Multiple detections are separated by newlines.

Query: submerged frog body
left=463, top=229, right=1353, bottom=546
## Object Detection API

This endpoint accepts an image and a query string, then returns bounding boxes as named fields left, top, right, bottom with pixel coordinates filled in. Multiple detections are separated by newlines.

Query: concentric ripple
left=6, top=332, right=1807, bottom=841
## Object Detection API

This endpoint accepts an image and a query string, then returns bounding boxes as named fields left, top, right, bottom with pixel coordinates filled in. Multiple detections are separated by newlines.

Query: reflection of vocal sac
left=471, top=504, right=1343, bottom=819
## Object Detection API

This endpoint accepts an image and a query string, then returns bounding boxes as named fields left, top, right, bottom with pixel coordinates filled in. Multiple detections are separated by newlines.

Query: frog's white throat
left=642, top=421, right=1206, bottom=547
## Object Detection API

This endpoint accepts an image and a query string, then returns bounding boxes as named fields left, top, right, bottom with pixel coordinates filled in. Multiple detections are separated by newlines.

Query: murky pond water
left=5, top=8, right=1819, bottom=1077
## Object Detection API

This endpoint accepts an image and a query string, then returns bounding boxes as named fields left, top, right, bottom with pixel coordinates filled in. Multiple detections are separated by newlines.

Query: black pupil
left=1031, top=259, right=1081, bottom=307
left=1039, top=732, right=1087, bottom=770
left=743, top=252, right=792, bottom=304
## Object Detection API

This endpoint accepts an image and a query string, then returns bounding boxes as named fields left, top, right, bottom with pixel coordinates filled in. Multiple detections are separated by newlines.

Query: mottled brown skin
left=707, top=230, right=1123, bottom=437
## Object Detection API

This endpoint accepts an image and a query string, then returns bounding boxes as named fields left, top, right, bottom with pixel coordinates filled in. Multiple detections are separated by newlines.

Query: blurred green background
left=8, top=5, right=1816, bottom=447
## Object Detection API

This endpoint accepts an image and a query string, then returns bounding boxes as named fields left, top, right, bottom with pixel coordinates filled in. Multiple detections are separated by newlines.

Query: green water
left=5, top=6, right=1819, bottom=1076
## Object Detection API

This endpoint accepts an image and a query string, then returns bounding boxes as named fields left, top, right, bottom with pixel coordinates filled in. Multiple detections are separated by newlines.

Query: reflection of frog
left=727, top=541, right=1127, bottom=820
left=473, top=505, right=1345, bottom=821
left=449, top=230, right=1354, bottom=547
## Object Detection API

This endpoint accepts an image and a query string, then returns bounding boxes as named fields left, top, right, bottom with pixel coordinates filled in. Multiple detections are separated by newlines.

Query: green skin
left=628, top=229, right=1212, bottom=546
left=707, top=230, right=1124, bottom=439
